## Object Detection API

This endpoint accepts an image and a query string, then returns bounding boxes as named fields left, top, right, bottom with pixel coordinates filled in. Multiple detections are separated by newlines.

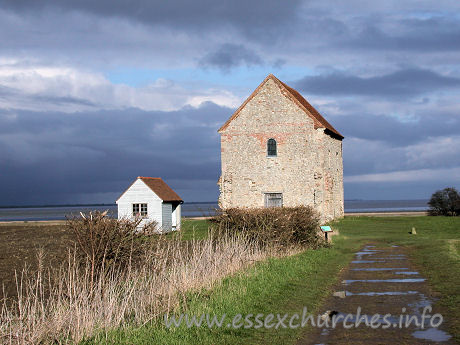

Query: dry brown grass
left=0, top=221, right=279, bottom=344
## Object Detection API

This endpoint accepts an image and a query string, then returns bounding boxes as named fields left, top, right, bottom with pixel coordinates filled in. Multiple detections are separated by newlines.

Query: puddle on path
left=355, top=249, right=382, bottom=260
left=355, top=251, right=379, bottom=255
left=412, top=328, right=452, bottom=342
left=351, top=260, right=386, bottom=264
left=394, top=271, right=419, bottom=275
left=322, top=311, right=453, bottom=342
left=351, top=267, right=409, bottom=271
left=331, top=312, right=401, bottom=325
left=409, top=293, right=434, bottom=311
left=342, top=278, right=426, bottom=285
left=371, top=257, right=406, bottom=260
left=334, top=290, right=419, bottom=297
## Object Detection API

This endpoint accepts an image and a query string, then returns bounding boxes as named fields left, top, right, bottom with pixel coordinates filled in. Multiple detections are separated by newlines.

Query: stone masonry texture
left=218, top=75, right=344, bottom=222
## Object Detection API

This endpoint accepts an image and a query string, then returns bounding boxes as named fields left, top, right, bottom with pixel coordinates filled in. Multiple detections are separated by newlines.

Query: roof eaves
left=273, top=77, right=344, bottom=140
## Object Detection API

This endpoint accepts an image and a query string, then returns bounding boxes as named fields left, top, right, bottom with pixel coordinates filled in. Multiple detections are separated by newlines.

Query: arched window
left=267, top=138, right=277, bottom=156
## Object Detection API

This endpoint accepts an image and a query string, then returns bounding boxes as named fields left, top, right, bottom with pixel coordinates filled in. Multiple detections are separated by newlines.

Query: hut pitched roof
left=117, top=177, right=183, bottom=202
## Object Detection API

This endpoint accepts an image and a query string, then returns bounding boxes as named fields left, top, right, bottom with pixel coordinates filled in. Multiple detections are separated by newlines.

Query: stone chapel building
left=217, top=74, right=344, bottom=221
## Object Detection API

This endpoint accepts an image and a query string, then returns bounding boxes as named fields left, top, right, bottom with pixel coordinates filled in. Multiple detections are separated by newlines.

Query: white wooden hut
left=116, top=177, right=183, bottom=233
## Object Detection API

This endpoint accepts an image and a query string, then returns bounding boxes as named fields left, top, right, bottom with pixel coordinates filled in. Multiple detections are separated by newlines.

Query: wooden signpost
left=320, top=225, right=333, bottom=242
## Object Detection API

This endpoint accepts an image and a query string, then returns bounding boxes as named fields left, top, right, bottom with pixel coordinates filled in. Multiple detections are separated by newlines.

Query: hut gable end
left=116, top=177, right=182, bottom=233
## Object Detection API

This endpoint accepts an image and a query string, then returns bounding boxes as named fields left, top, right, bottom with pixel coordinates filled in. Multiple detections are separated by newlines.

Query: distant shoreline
left=344, top=210, right=427, bottom=217
left=0, top=211, right=429, bottom=224
left=0, top=199, right=428, bottom=209
left=0, top=201, right=219, bottom=209
left=0, top=200, right=430, bottom=222
left=187, top=210, right=429, bottom=219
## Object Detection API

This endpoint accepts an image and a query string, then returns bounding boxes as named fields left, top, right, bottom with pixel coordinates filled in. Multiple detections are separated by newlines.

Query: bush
left=428, top=187, right=460, bottom=216
left=211, top=206, right=324, bottom=249
left=66, top=211, right=157, bottom=279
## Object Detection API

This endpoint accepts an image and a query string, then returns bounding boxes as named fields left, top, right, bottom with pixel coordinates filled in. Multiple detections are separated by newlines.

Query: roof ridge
left=218, top=74, right=343, bottom=139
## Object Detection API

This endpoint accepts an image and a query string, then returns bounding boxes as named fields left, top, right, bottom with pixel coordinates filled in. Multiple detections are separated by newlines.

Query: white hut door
left=172, top=205, right=177, bottom=227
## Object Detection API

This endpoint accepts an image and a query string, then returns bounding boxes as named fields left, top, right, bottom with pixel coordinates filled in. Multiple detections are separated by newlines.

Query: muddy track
left=298, top=244, right=455, bottom=344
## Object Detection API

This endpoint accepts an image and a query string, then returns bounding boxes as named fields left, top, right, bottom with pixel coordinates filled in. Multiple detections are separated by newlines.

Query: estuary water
left=0, top=200, right=429, bottom=222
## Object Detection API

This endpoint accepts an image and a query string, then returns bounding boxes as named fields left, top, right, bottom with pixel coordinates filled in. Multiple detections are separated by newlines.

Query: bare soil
left=0, top=222, right=72, bottom=301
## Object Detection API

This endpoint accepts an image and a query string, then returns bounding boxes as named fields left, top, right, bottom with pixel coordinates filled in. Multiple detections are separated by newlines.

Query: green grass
left=165, top=219, right=210, bottom=240
left=82, top=216, right=460, bottom=344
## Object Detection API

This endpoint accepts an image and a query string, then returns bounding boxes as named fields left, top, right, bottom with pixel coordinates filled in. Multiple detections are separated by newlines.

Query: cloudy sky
left=1, top=0, right=459, bottom=205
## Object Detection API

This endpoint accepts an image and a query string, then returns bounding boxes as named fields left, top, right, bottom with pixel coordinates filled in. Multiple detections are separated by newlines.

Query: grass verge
left=85, top=216, right=460, bottom=344
left=82, top=241, right=359, bottom=345
left=2, top=216, right=458, bottom=344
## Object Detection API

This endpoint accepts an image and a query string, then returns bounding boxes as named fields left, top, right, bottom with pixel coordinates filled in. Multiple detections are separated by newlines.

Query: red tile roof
left=117, top=177, right=183, bottom=202
left=138, top=177, right=183, bottom=202
left=218, top=74, right=344, bottom=140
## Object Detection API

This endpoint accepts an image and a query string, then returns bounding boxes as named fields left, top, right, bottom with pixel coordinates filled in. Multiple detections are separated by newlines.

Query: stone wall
left=218, top=78, right=343, bottom=222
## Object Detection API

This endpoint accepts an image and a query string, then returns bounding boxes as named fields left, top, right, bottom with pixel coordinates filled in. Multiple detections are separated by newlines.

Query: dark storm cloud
left=0, top=102, right=233, bottom=205
left=31, top=95, right=98, bottom=107
left=0, top=0, right=459, bottom=202
left=0, top=0, right=302, bottom=35
left=0, top=84, right=98, bottom=111
left=327, top=110, right=460, bottom=148
left=350, top=17, right=460, bottom=52
left=342, top=134, right=460, bottom=177
left=295, top=68, right=460, bottom=98
left=344, top=179, right=458, bottom=200
left=1, top=0, right=459, bottom=70
left=2, top=96, right=458, bottom=205
left=199, top=44, right=264, bottom=72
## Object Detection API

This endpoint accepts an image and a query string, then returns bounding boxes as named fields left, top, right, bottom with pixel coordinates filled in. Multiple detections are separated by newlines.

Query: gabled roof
left=117, top=177, right=183, bottom=202
left=218, top=74, right=344, bottom=140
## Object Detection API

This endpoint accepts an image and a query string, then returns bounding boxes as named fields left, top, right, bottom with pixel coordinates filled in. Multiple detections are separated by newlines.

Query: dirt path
left=298, top=244, right=455, bottom=344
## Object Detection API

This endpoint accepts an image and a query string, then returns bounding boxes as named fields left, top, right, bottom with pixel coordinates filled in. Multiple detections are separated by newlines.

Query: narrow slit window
left=267, top=138, right=277, bottom=156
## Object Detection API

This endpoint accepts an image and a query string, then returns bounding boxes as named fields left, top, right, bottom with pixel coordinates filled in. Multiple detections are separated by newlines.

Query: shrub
left=66, top=211, right=157, bottom=280
left=211, top=206, right=323, bottom=248
left=428, top=187, right=460, bottom=216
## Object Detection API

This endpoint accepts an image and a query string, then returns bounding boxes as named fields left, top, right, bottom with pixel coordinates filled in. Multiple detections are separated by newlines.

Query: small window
left=133, top=203, right=148, bottom=218
left=267, top=138, right=277, bottom=156
left=264, top=193, right=283, bottom=208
